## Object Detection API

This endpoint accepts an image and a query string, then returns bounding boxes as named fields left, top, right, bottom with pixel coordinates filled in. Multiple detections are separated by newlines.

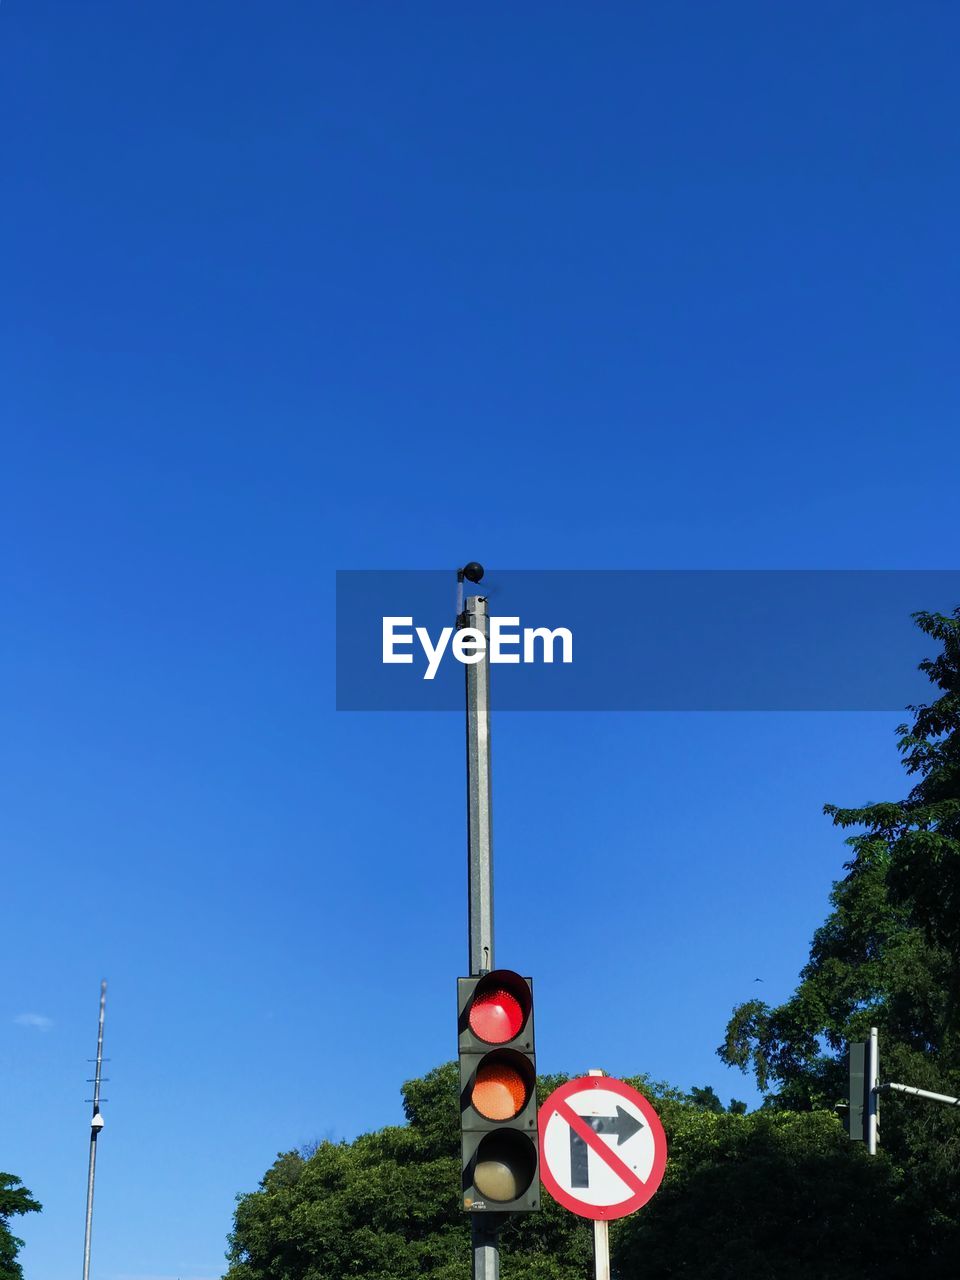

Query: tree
left=719, top=608, right=960, bottom=1243
left=687, top=1084, right=747, bottom=1115
left=616, top=1107, right=950, bottom=1280
left=225, top=1064, right=593, bottom=1280
left=688, top=1084, right=725, bottom=1114
left=226, top=1062, right=957, bottom=1279
left=0, top=1174, right=41, bottom=1280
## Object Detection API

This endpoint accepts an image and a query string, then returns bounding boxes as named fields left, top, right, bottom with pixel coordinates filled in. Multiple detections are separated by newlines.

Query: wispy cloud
left=14, top=1012, right=53, bottom=1030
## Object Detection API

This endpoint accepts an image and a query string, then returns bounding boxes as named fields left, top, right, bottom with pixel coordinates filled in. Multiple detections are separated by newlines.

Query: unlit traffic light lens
left=473, top=1130, right=537, bottom=1202
left=472, top=1059, right=529, bottom=1120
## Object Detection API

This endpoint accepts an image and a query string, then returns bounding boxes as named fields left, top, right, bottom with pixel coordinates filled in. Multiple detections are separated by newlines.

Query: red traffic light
left=467, top=972, right=531, bottom=1044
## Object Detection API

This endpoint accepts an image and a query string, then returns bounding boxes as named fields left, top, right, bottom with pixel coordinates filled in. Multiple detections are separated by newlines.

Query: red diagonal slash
left=554, top=1099, right=646, bottom=1198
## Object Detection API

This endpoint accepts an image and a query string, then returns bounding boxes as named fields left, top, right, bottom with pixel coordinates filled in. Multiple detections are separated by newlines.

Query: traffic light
left=845, top=1032, right=877, bottom=1150
left=458, top=969, right=540, bottom=1212
left=847, top=1041, right=869, bottom=1142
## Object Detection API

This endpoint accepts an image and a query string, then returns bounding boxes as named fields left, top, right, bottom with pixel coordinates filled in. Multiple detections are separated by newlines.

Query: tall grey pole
left=82, top=980, right=107, bottom=1280
left=463, top=594, right=499, bottom=1280
left=465, top=595, right=494, bottom=978
left=867, top=1025, right=879, bottom=1157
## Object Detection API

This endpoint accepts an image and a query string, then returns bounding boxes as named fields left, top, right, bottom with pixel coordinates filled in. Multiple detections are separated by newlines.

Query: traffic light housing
left=847, top=1041, right=867, bottom=1141
left=844, top=1032, right=878, bottom=1150
left=458, top=970, right=540, bottom=1213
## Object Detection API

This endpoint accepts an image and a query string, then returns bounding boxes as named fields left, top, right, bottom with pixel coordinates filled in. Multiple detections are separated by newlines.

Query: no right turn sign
left=538, top=1076, right=667, bottom=1220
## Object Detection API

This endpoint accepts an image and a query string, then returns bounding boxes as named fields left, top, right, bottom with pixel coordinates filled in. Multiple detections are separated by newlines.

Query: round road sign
left=538, top=1076, right=667, bottom=1220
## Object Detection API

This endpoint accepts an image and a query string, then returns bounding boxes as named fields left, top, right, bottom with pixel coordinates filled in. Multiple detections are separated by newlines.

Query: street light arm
left=883, top=1082, right=960, bottom=1107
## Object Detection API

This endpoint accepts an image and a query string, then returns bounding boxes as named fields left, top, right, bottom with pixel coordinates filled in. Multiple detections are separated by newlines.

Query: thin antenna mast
left=82, top=980, right=107, bottom=1280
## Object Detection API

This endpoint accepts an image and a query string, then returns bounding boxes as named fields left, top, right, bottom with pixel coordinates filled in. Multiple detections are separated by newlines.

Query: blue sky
left=2, top=3, right=958, bottom=1278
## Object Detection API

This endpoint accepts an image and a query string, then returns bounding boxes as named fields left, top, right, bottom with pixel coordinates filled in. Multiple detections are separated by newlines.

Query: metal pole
left=465, top=595, right=494, bottom=979
left=472, top=1214, right=501, bottom=1280
left=82, top=1128, right=98, bottom=1280
left=463, top=594, right=499, bottom=1280
left=588, top=1070, right=611, bottom=1280
left=83, top=980, right=107, bottom=1280
left=867, top=1025, right=878, bottom=1157
left=593, top=1221, right=611, bottom=1280
left=884, top=1082, right=960, bottom=1107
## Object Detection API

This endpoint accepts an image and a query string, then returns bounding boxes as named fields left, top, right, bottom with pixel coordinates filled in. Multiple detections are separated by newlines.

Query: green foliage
left=687, top=1084, right=746, bottom=1115
left=688, top=1084, right=725, bottom=1114
left=719, top=608, right=960, bottom=1235
left=225, top=1064, right=594, bottom=1280
left=617, top=1108, right=955, bottom=1279
left=225, top=1064, right=959, bottom=1279
left=0, top=1174, right=41, bottom=1280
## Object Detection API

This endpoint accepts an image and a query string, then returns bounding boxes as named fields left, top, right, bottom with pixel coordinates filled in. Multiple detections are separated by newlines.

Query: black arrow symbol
left=570, top=1107, right=644, bottom=1187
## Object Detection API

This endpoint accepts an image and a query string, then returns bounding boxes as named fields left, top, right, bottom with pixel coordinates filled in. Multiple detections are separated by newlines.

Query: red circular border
left=538, top=1076, right=668, bottom=1220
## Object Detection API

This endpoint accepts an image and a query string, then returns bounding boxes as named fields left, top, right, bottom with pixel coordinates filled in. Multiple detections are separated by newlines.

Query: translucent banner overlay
left=336, top=571, right=960, bottom=711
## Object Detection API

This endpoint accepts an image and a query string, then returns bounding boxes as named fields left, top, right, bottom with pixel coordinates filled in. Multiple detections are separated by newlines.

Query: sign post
left=586, top=1070, right=611, bottom=1280
left=593, top=1219, right=611, bottom=1280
